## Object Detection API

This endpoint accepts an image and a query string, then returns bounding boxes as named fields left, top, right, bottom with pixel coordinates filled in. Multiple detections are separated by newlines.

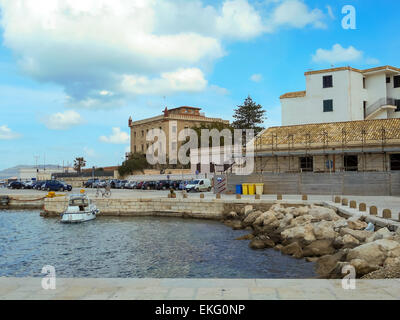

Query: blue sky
left=0, top=0, right=399, bottom=170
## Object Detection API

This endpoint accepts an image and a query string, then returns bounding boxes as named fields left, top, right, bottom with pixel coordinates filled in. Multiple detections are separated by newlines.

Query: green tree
left=232, top=96, right=267, bottom=135
left=118, top=153, right=148, bottom=177
left=73, top=157, right=86, bottom=173
left=191, top=122, right=234, bottom=147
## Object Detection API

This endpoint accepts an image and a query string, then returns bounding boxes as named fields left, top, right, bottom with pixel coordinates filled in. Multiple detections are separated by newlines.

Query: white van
left=185, top=179, right=212, bottom=192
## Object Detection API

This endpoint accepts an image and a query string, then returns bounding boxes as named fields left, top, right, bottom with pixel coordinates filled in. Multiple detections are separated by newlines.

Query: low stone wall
left=41, top=197, right=322, bottom=220
left=0, top=195, right=45, bottom=210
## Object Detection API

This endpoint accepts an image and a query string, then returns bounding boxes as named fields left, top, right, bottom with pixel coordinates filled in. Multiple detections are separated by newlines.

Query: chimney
left=128, top=116, right=132, bottom=127
left=163, top=107, right=169, bottom=117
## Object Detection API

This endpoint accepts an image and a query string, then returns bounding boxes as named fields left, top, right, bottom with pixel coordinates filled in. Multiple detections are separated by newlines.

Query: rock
left=274, top=244, right=284, bottom=251
left=303, top=240, right=335, bottom=257
left=375, top=227, right=393, bottom=240
left=350, top=259, right=379, bottom=276
left=281, top=242, right=303, bottom=259
left=231, top=220, right=244, bottom=230
left=315, top=250, right=348, bottom=277
left=254, top=211, right=277, bottom=226
left=340, top=228, right=373, bottom=242
left=235, top=234, right=254, bottom=240
left=305, top=257, right=319, bottom=263
left=294, top=206, right=310, bottom=217
left=333, top=219, right=348, bottom=232
left=327, top=261, right=352, bottom=279
left=223, top=211, right=238, bottom=220
left=346, top=240, right=398, bottom=266
left=312, top=221, right=337, bottom=240
left=342, top=234, right=360, bottom=248
left=308, top=206, right=340, bottom=221
left=269, top=204, right=284, bottom=213
left=281, top=223, right=316, bottom=244
left=249, top=239, right=267, bottom=250
left=383, top=257, right=400, bottom=267
left=333, top=236, right=344, bottom=249
left=347, top=217, right=368, bottom=230
left=290, top=215, right=314, bottom=227
left=279, top=213, right=294, bottom=229
left=242, top=210, right=262, bottom=227
left=243, top=205, right=254, bottom=216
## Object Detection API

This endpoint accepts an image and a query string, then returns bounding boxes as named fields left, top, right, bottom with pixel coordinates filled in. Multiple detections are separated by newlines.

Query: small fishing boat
left=61, top=191, right=99, bottom=223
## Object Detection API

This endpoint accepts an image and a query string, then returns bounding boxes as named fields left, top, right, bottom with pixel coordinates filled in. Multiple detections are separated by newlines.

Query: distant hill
left=0, top=165, right=63, bottom=179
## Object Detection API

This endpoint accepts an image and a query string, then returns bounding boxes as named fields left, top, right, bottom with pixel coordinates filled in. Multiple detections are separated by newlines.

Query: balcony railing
left=365, top=98, right=397, bottom=118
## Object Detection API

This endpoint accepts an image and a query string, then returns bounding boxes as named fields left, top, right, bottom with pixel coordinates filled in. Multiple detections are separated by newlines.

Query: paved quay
left=0, top=278, right=399, bottom=300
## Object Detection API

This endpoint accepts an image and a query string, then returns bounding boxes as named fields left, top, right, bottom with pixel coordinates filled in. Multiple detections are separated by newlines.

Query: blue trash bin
left=235, top=184, right=242, bottom=194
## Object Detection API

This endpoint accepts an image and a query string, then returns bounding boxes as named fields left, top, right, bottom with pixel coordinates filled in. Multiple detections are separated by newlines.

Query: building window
left=141, top=144, right=144, bottom=152
left=141, top=130, right=144, bottom=137
left=386, top=77, right=391, bottom=84
left=134, top=146, right=136, bottom=153
left=299, top=156, right=313, bottom=172
left=363, top=77, right=366, bottom=89
left=323, top=75, right=333, bottom=88
left=395, top=100, right=400, bottom=112
left=390, top=154, right=400, bottom=171
left=134, top=132, right=136, bottom=138
left=323, top=99, right=333, bottom=112
left=171, top=141, right=177, bottom=151
left=394, top=75, right=400, bottom=88
left=172, top=125, right=177, bottom=133
left=344, top=155, right=358, bottom=171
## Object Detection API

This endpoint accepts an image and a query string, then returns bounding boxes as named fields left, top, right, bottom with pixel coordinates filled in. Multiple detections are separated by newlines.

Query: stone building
left=253, top=118, right=400, bottom=173
left=128, top=106, right=229, bottom=160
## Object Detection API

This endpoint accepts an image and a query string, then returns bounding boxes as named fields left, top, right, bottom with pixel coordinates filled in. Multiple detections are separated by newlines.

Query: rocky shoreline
left=223, top=204, right=400, bottom=279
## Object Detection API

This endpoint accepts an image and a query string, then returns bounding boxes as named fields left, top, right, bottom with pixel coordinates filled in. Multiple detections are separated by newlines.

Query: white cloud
left=270, top=0, right=326, bottom=30
left=312, top=44, right=363, bottom=64
left=0, top=125, right=20, bottom=140
left=44, top=110, right=83, bottom=130
left=83, top=147, right=96, bottom=157
left=0, top=0, right=328, bottom=109
left=99, top=127, right=129, bottom=144
left=121, top=68, right=207, bottom=95
left=250, top=74, right=263, bottom=83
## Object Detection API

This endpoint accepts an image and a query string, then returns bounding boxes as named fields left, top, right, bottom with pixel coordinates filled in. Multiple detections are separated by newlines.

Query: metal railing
left=365, top=97, right=397, bottom=118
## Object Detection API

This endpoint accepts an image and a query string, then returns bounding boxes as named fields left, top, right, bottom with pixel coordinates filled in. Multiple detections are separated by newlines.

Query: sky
left=0, top=0, right=399, bottom=170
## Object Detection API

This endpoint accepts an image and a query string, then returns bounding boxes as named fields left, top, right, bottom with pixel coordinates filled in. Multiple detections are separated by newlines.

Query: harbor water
left=0, top=210, right=316, bottom=278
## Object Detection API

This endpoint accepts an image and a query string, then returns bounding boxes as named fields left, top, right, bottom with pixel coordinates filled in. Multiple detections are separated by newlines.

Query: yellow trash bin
left=248, top=184, right=255, bottom=195
left=255, top=183, right=264, bottom=195
left=242, top=183, right=249, bottom=195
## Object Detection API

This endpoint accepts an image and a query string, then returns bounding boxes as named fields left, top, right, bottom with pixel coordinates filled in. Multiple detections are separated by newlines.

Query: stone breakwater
left=223, top=204, right=400, bottom=279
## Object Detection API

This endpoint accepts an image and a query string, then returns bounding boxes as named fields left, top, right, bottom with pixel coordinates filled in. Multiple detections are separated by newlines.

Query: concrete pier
left=0, top=277, right=399, bottom=300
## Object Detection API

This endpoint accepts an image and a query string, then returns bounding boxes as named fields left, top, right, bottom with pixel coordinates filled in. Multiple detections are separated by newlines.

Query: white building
left=281, top=65, right=400, bottom=126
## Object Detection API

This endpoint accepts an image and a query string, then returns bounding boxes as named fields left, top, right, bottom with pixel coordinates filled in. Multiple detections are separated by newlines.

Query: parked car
left=92, top=180, right=107, bottom=188
left=169, top=180, right=181, bottom=190
left=156, top=180, right=170, bottom=190
left=8, top=181, right=24, bottom=189
left=142, top=181, right=157, bottom=190
left=84, top=179, right=98, bottom=188
left=185, top=179, right=212, bottom=192
left=33, top=181, right=46, bottom=190
left=135, top=181, right=144, bottom=189
left=178, top=180, right=190, bottom=190
left=23, top=181, right=35, bottom=189
left=125, top=181, right=137, bottom=189
left=42, top=180, right=70, bottom=192
left=59, top=181, right=72, bottom=192
left=114, top=180, right=127, bottom=189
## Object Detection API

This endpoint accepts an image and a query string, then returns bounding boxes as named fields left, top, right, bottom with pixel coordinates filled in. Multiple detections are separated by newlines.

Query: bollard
left=382, top=209, right=392, bottom=219
left=183, top=193, right=188, bottom=199
left=369, top=206, right=378, bottom=216
left=302, top=195, right=308, bottom=201
left=171, top=193, right=176, bottom=199
left=255, top=194, right=261, bottom=200
left=341, top=198, right=348, bottom=206
left=334, top=196, right=341, bottom=204
left=350, top=200, right=357, bottom=209
left=359, top=203, right=367, bottom=212
left=236, top=194, right=241, bottom=199
left=277, top=194, right=283, bottom=200
left=216, top=193, right=221, bottom=199
left=200, top=193, right=205, bottom=199
left=168, top=193, right=172, bottom=198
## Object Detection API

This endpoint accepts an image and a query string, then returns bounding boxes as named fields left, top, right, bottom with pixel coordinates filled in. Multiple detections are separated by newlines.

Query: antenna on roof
left=163, top=96, right=166, bottom=108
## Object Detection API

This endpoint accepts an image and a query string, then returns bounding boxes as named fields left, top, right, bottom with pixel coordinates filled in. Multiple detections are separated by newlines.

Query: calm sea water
left=0, top=210, right=316, bottom=278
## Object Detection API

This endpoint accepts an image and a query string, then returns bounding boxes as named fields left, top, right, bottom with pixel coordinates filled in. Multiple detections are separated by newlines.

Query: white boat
left=61, top=193, right=99, bottom=223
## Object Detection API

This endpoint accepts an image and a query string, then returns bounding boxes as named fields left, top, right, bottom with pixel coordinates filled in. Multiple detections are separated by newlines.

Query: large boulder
left=254, top=211, right=277, bottom=226
left=347, top=217, right=368, bottom=230
left=235, top=234, right=254, bottom=240
left=279, top=213, right=294, bottom=229
left=346, top=239, right=400, bottom=266
left=342, top=234, right=360, bottom=248
left=340, top=228, right=373, bottom=242
left=281, top=223, right=316, bottom=244
left=383, top=257, right=400, bottom=267
left=249, top=236, right=275, bottom=250
left=224, top=220, right=243, bottom=230
left=290, top=214, right=314, bottom=227
left=243, top=205, right=254, bottom=216
left=223, top=211, right=238, bottom=220
left=303, top=239, right=336, bottom=257
left=312, top=221, right=337, bottom=240
left=366, top=227, right=394, bottom=243
left=315, top=250, right=348, bottom=277
left=281, top=242, right=303, bottom=259
left=333, top=219, right=348, bottom=232
left=242, top=210, right=262, bottom=227
left=308, top=206, right=340, bottom=221
left=349, top=259, right=380, bottom=276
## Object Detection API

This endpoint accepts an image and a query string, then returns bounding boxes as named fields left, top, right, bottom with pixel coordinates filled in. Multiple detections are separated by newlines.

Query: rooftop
left=256, top=118, right=400, bottom=146
left=304, top=65, right=400, bottom=76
